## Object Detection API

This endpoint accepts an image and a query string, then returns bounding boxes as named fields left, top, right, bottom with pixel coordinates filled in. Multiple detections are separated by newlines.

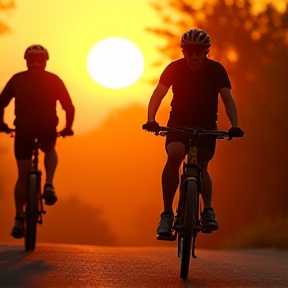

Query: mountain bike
left=148, top=126, right=238, bottom=279
left=3, top=128, right=65, bottom=252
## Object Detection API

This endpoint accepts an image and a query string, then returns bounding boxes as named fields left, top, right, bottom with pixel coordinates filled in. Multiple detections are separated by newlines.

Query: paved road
left=0, top=244, right=287, bottom=288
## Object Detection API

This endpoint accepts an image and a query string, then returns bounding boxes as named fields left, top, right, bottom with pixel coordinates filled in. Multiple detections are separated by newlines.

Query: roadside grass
left=221, top=215, right=288, bottom=250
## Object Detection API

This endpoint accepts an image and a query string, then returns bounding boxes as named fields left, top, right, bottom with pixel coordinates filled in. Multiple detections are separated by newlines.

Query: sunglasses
left=184, top=49, right=206, bottom=57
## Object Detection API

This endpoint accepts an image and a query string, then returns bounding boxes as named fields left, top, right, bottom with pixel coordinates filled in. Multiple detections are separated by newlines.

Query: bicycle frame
left=29, top=139, right=46, bottom=225
left=25, top=138, right=46, bottom=252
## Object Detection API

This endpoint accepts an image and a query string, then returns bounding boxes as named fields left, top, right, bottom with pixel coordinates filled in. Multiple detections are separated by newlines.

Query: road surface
left=0, top=244, right=287, bottom=287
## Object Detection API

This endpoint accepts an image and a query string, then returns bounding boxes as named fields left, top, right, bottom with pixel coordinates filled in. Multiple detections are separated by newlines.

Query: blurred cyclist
left=0, top=44, right=75, bottom=239
left=142, top=29, right=244, bottom=236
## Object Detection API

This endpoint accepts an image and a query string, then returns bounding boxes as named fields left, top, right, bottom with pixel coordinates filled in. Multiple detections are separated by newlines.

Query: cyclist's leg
left=197, top=131, right=216, bottom=207
left=157, top=141, right=185, bottom=235
left=157, top=122, right=187, bottom=235
left=198, top=137, right=218, bottom=231
left=39, top=126, right=58, bottom=205
left=162, top=142, right=186, bottom=212
left=199, top=159, right=218, bottom=231
left=12, top=129, right=34, bottom=238
left=14, top=129, right=34, bottom=217
left=162, top=117, right=189, bottom=213
left=14, top=159, right=32, bottom=216
left=38, top=125, right=57, bottom=183
left=43, top=148, right=58, bottom=184
left=198, top=158, right=212, bottom=208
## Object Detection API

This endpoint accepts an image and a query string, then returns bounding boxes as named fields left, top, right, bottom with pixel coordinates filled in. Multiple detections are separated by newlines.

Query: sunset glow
left=0, top=0, right=161, bottom=133
left=1, top=0, right=287, bottom=251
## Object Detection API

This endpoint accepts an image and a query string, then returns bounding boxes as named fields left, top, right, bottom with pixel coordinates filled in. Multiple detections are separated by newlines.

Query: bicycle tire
left=180, top=180, right=198, bottom=279
left=25, top=173, right=38, bottom=252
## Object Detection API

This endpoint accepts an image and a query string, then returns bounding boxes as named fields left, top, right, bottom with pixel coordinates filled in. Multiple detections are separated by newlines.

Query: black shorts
left=165, top=117, right=217, bottom=162
left=15, top=125, right=57, bottom=160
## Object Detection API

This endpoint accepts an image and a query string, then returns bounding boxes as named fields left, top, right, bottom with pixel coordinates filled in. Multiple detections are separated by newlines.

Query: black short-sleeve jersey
left=159, top=58, right=231, bottom=125
left=0, top=69, right=74, bottom=127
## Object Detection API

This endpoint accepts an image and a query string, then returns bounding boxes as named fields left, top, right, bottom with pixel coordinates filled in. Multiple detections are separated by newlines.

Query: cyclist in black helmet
left=143, top=29, right=244, bottom=236
left=0, top=44, right=75, bottom=239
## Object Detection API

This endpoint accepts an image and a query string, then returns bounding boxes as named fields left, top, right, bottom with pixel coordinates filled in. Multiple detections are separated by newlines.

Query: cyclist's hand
left=228, top=126, right=244, bottom=138
left=142, top=121, right=160, bottom=132
left=0, top=122, right=9, bottom=133
left=59, top=127, right=74, bottom=137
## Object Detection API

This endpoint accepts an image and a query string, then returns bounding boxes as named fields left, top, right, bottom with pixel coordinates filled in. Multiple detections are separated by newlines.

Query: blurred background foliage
left=0, top=0, right=14, bottom=35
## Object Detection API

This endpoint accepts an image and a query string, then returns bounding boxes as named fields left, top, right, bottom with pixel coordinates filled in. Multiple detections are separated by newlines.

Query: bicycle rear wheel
left=25, top=173, right=38, bottom=252
left=180, top=180, right=198, bottom=279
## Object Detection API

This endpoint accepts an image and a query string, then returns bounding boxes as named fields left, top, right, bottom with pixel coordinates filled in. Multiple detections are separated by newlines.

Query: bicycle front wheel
left=25, top=173, right=38, bottom=252
left=180, top=180, right=198, bottom=279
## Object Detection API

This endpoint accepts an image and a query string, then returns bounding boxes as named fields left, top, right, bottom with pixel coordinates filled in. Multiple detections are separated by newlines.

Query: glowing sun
left=86, top=37, right=145, bottom=89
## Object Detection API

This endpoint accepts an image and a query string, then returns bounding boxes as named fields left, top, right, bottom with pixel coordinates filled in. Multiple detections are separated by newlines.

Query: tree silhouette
left=148, top=0, right=288, bottom=80
left=0, top=1, right=14, bottom=35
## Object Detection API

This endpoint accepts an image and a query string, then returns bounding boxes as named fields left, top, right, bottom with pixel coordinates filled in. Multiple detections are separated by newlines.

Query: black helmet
left=180, top=29, right=211, bottom=48
left=24, top=44, right=49, bottom=60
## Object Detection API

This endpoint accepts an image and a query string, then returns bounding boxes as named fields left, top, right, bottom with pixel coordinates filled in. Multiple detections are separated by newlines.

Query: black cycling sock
left=162, top=210, right=174, bottom=216
left=44, top=183, right=54, bottom=188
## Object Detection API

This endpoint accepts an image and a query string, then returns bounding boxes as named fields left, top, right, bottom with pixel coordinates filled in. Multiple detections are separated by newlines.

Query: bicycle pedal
left=157, top=233, right=176, bottom=241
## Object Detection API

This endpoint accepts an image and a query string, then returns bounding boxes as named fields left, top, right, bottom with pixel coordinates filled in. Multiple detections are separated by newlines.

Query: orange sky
left=1, top=0, right=286, bottom=248
left=1, top=0, right=286, bottom=134
left=0, top=0, right=176, bottom=247
left=0, top=0, right=169, bottom=133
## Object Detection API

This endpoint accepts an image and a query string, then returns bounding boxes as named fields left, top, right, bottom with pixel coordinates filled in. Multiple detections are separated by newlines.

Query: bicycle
left=2, top=128, right=65, bottom=252
left=146, top=125, right=240, bottom=279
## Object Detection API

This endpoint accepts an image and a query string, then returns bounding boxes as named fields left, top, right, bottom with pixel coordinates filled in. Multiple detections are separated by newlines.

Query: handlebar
left=154, top=126, right=232, bottom=140
left=0, top=128, right=72, bottom=138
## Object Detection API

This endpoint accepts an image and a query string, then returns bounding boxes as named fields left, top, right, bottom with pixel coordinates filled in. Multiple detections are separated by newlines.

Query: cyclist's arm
left=57, top=79, right=75, bottom=128
left=147, top=83, right=169, bottom=121
left=219, top=87, right=238, bottom=127
left=0, top=78, right=15, bottom=122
